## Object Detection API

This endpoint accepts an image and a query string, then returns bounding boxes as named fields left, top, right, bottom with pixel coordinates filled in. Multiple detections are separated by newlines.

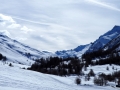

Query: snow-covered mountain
left=1, top=25, right=120, bottom=62
left=87, top=25, right=120, bottom=52
left=55, top=44, right=91, bottom=58
left=56, top=25, right=120, bottom=58
left=0, top=33, right=55, bottom=65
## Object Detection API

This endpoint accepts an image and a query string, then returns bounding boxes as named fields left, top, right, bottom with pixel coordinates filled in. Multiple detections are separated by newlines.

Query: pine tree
left=88, top=69, right=95, bottom=76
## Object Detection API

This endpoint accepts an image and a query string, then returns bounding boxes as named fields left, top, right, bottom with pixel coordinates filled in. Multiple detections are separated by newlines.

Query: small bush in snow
left=9, top=63, right=13, bottom=67
left=75, top=77, right=81, bottom=85
left=94, top=77, right=107, bottom=86
left=106, top=66, right=109, bottom=71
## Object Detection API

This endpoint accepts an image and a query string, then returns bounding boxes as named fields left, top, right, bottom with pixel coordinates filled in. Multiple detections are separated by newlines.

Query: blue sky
left=0, top=0, right=120, bottom=52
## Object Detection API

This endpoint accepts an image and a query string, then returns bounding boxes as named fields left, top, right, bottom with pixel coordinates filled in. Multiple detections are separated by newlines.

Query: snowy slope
left=0, top=34, right=55, bottom=65
left=0, top=62, right=117, bottom=90
left=103, top=34, right=120, bottom=52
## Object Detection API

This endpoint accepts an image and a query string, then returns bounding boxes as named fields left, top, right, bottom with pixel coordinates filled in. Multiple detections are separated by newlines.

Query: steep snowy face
left=0, top=34, right=55, bottom=65
left=87, top=25, right=120, bottom=52
left=74, top=45, right=89, bottom=52
left=103, top=34, right=120, bottom=51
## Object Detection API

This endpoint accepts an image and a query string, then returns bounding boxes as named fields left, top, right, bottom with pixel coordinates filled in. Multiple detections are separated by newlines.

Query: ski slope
left=0, top=62, right=118, bottom=90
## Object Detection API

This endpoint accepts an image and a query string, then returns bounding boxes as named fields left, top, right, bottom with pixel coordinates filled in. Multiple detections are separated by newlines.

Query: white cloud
left=0, top=14, right=33, bottom=40
left=21, top=26, right=33, bottom=33
left=7, top=23, right=21, bottom=29
left=0, top=22, right=6, bottom=26
left=0, top=14, right=21, bottom=29
left=0, top=14, right=15, bottom=23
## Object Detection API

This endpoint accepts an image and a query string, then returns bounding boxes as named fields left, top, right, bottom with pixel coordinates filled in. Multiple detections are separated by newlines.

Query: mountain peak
left=113, top=25, right=120, bottom=27
left=112, top=25, right=120, bottom=31
left=102, top=25, right=120, bottom=37
left=108, top=25, right=120, bottom=35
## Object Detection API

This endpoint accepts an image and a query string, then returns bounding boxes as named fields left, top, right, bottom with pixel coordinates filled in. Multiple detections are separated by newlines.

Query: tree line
left=28, top=57, right=84, bottom=76
left=82, top=44, right=120, bottom=66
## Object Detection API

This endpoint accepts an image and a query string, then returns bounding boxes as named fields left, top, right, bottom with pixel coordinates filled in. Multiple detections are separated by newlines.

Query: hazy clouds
left=0, top=0, right=120, bottom=52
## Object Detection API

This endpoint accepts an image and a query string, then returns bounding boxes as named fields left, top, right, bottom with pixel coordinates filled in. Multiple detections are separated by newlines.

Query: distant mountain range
left=0, top=25, right=120, bottom=64
left=55, top=44, right=91, bottom=58
left=56, top=25, right=120, bottom=58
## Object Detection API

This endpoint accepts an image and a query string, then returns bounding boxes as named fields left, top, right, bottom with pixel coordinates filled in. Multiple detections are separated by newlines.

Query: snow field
left=0, top=62, right=118, bottom=90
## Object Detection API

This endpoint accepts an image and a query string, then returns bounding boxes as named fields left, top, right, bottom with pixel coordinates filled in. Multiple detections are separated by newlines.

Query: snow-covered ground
left=0, top=62, right=118, bottom=90
left=85, top=64, right=120, bottom=75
